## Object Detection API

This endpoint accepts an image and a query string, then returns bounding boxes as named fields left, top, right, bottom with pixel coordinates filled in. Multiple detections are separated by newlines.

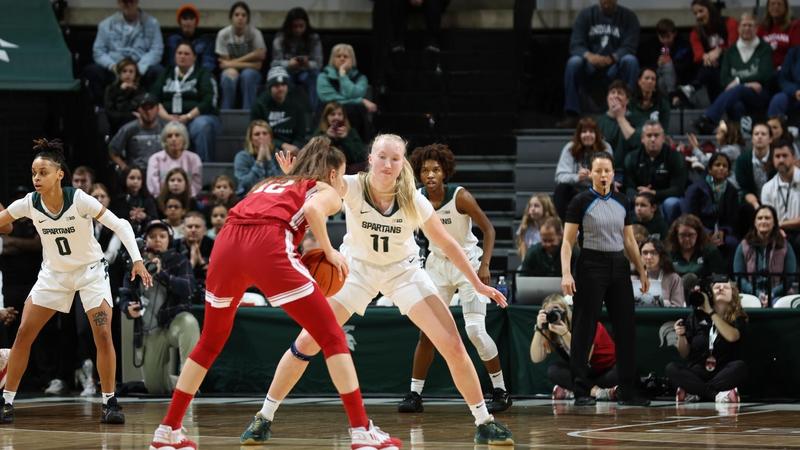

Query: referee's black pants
left=570, top=249, right=636, bottom=397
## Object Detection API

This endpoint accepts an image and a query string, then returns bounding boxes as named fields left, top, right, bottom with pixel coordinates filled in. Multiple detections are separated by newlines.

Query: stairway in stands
left=376, top=30, right=518, bottom=274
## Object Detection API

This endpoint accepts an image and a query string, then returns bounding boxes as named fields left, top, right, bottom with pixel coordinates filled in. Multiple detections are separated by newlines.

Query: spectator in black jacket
left=558, top=0, right=641, bottom=127
left=624, top=120, right=688, bottom=224
left=120, top=220, right=199, bottom=395
left=640, top=18, right=695, bottom=103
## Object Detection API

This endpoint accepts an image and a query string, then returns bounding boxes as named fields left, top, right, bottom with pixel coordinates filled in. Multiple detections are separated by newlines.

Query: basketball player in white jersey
left=395, top=143, right=511, bottom=415
left=239, top=134, right=514, bottom=446
left=0, top=139, right=152, bottom=425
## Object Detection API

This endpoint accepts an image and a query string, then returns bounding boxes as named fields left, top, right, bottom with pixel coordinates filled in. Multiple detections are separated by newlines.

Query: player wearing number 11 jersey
left=0, top=139, right=153, bottom=425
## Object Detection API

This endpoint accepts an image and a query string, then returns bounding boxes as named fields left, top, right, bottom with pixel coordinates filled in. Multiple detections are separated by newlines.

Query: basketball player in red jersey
left=149, top=137, right=401, bottom=450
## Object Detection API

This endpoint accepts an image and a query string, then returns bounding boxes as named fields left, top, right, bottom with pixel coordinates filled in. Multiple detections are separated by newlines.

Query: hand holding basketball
left=301, top=248, right=348, bottom=297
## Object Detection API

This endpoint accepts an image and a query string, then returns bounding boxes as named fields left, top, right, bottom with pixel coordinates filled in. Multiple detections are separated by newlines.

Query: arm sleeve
left=5, top=196, right=30, bottom=220
left=555, top=143, right=581, bottom=185
left=96, top=205, right=143, bottom=263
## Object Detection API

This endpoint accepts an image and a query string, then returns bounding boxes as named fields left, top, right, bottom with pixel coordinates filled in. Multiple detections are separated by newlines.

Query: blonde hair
left=361, top=134, right=422, bottom=227
left=244, top=120, right=274, bottom=156
left=540, top=294, right=573, bottom=352
left=161, top=121, right=190, bottom=152
left=329, top=43, right=357, bottom=68
left=517, top=193, right=557, bottom=256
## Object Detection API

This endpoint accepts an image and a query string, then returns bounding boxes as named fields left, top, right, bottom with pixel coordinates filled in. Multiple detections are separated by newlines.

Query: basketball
left=301, top=248, right=345, bottom=297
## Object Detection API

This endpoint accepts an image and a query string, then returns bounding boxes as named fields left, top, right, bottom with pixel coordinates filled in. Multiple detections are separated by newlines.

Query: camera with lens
left=545, top=309, right=563, bottom=328
left=687, top=274, right=729, bottom=309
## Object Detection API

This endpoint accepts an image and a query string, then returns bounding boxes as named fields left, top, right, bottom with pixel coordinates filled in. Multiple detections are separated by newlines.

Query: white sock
left=469, top=401, right=493, bottom=426
left=489, top=371, right=506, bottom=391
left=102, top=392, right=114, bottom=405
left=259, top=394, right=281, bottom=421
left=410, top=378, right=425, bottom=395
left=3, top=390, right=16, bottom=405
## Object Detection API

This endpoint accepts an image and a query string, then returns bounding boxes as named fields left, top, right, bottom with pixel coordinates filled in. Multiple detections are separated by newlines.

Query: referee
left=561, top=152, right=651, bottom=406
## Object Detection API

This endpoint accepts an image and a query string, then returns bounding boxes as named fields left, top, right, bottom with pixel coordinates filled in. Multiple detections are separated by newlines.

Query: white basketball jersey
left=421, top=185, right=482, bottom=260
left=340, top=175, right=434, bottom=265
left=7, top=187, right=104, bottom=272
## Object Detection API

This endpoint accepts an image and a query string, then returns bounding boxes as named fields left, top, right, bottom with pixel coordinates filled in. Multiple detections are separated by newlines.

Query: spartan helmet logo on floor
left=659, top=321, right=678, bottom=348
left=343, top=325, right=357, bottom=351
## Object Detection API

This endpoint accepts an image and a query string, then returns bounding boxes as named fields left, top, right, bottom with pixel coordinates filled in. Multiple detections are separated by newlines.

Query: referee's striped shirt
left=565, top=188, right=632, bottom=252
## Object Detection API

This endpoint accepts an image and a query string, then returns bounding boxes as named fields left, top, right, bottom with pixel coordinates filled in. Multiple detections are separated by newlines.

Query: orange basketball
left=301, top=248, right=346, bottom=297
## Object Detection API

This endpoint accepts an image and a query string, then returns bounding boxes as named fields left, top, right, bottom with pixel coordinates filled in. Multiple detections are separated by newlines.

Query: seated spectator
left=521, top=218, right=571, bottom=277
left=206, top=204, right=228, bottom=240
left=684, top=153, right=740, bottom=254
left=530, top=294, right=618, bottom=401
left=72, top=166, right=95, bottom=194
left=216, top=2, right=266, bottom=110
left=166, top=4, right=215, bottom=72
left=768, top=46, right=800, bottom=118
left=152, top=42, right=220, bottom=162
left=174, top=211, right=214, bottom=300
left=210, top=174, right=238, bottom=209
left=666, top=214, right=727, bottom=286
left=156, top=168, right=198, bottom=218
left=666, top=279, right=748, bottom=403
left=639, top=18, right=694, bottom=104
left=388, top=0, right=448, bottom=53
left=83, top=0, right=164, bottom=105
left=760, top=138, right=800, bottom=256
left=692, top=13, right=774, bottom=135
left=109, top=92, right=164, bottom=173
left=558, top=0, right=640, bottom=127
left=251, top=67, right=306, bottom=154
left=624, top=121, right=687, bottom=224
left=316, top=102, right=367, bottom=174
left=89, top=183, right=122, bottom=265
left=630, top=67, right=671, bottom=131
left=757, top=0, right=800, bottom=69
left=633, top=192, right=668, bottom=240
left=554, top=117, right=613, bottom=219
left=234, top=120, right=282, bottom=196
left=686, top=120, right=744, bottom=177
left=147, top=121, right=202, bottom=197
left=734, top=205, right=797, bottom=305
left=272, top=7, right=323, bottom=111
left=679, top=0, right=738, bottom=106
left=633, top=238, right=686, bottom=307
left=120, top=220, right=200, bottom=395
left=161, top=195, right=188, bottom=241
left=317, top=44, right=376, bottom=142
left=735, top=122, right=774, bottom=234
left=103, top=58, right=144, bottom=134
left=766, top=114, right=800, bottom=156
left=111, top=165, right=158, bottom=235
left=597, top=80, right=640, bottom=170
left=516, top=194, right=557, bottom=259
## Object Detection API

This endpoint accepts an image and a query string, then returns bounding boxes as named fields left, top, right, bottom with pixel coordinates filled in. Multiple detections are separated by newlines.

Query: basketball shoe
left=349, top=420, right=402, bottom=450
left=675, top=387, right=700, bottom=403
left=149, top=424, right=197, bottom=450
left=0, top=400, right=12, bottom=424
left=715, top=388, right=740, bottom=403
left=551, top=385, right=574, bottom=400
left=397, top=391, right=423, bottom=413
left=0, top=348, right=9, bottom=389
left=487, top=388, right=512, bottom=413
left=240, top=412, right=272, bottom=444
left=100, top=396, right=125, bottom=424
left=474, top=420, right=514, bottom=445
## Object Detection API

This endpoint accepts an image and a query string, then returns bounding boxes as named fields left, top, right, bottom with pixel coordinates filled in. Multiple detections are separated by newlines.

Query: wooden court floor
left=2, top=397, right=800, bottom=449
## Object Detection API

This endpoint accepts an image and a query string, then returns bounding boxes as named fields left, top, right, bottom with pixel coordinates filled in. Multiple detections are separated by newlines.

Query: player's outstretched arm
left=456, top=187, right=495, bottom=285
left=303, top=182, right=348, bottom=280
left=0, top=203, right=15, bottom=234
left=95, top=206, right=153, bottom=288
left=421, top=213, right=507, bottom=307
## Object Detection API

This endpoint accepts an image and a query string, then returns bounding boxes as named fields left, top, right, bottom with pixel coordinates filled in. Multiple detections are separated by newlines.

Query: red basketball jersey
left=226, top=178, right=318, bottom=245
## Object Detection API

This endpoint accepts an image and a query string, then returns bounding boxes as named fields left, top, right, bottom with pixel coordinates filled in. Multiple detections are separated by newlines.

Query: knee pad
left=464, top=313, right=498, bottom=361
left=290, top=341, right=313, bottom=362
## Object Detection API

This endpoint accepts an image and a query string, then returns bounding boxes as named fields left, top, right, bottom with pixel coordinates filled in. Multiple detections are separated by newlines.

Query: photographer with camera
left=530, top=294, right=619, bottom=401
left=119, top=220, right=200, bottom=395
left=666, top=277, right=748, bottom=403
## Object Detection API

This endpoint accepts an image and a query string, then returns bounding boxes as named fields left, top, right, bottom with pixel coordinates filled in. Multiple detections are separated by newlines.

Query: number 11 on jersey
left=370, top=234, right=388, bottom=252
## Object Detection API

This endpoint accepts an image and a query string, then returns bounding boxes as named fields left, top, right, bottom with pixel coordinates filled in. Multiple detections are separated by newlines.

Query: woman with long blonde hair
left=242, top=134, right=515, bottom=446
left=516, top=193, right=557, bottom=258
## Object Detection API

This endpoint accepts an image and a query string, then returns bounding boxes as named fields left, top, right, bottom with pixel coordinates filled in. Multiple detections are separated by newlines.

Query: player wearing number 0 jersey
left=0, top=139, right=153, bottom=426
left=397, top=144, right=511, bottom=415
left=151, top=137, right=400, bottom=450
left=245, top=134, right=514, bottom=446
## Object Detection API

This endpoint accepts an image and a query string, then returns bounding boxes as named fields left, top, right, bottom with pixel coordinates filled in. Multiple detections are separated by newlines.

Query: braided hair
left=32, top=138, right=70, bottom=182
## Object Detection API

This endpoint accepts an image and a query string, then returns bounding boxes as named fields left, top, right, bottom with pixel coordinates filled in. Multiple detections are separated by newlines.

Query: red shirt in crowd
left=590, top=322, right=617, bottom=371
left=690, top=17, right=739, bottom=63
left=757, top=20, right=800, bottom=68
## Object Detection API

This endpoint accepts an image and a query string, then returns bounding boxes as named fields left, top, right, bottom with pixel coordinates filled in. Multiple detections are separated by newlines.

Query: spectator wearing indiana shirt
left=557, top=0, right=640, bottom=128
left=693, top=13, right=774, bottom=135
left=166, top=4, right=216, bottom=72
left=757, top=0, right=800, bottom=69
left=251, top=67, right=306, bottom=154
left=84, top=0, right=163, bottom=105
left=624, top=121, right=687, bottom=224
